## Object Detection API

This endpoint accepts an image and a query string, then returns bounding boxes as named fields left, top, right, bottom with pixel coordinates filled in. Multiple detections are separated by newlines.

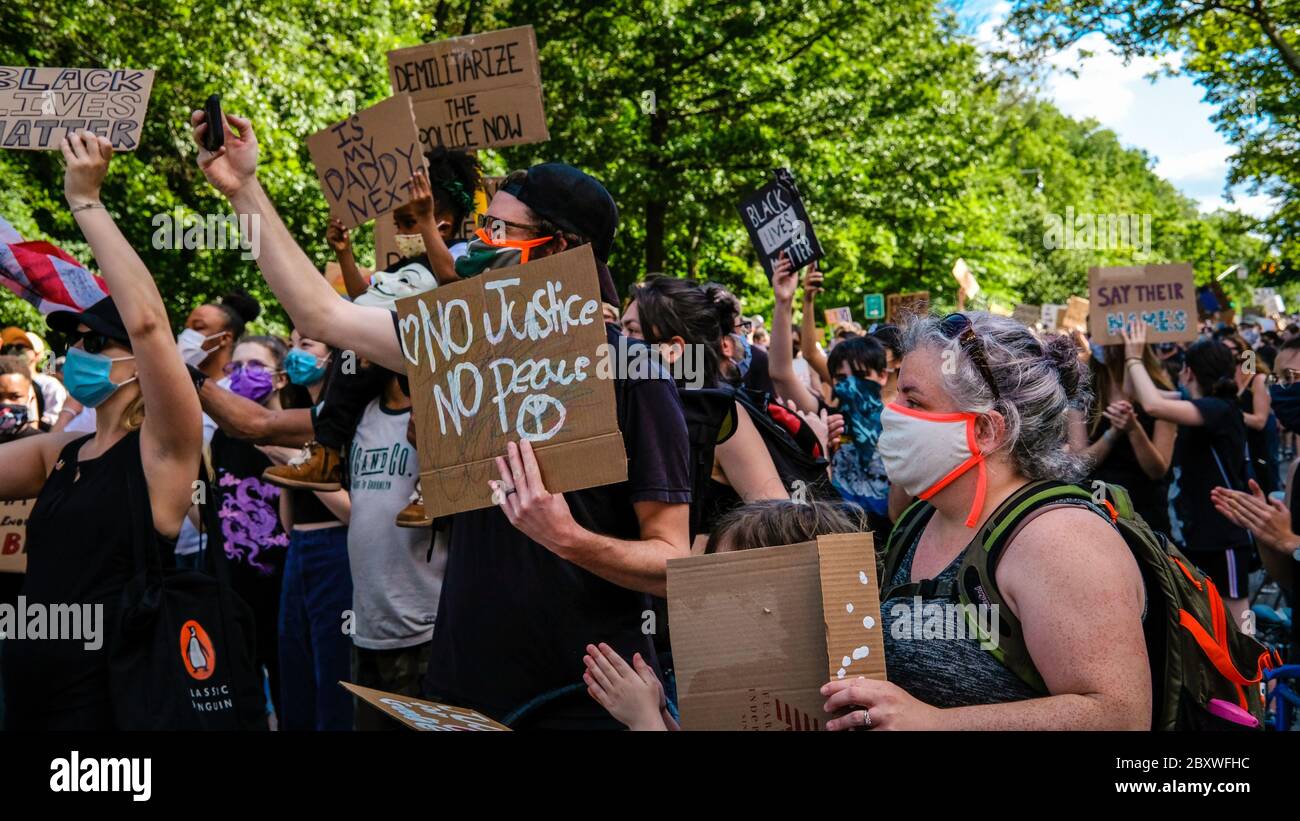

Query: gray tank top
left=881, top=528, right=1041, bottom=708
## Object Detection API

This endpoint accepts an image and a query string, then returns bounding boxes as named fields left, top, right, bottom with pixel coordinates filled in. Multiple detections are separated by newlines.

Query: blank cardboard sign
left=1088, top=263, right=1197, bottom=344
left=667, top=532, right=884, bottom=731
left=395, top=243, right=626, bottom=518
left=0, top=66, right=155, bottom=150
left=387, top=26, right=549, bottom=151
left=307, top=94, right=426, bottom=229
left=341, top=682, right=509, bottom=731
left=886, top=291, right=930, bottom=324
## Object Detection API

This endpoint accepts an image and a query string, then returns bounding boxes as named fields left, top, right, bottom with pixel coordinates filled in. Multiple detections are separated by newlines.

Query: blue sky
left=950, top=0, right=1275, bottom=218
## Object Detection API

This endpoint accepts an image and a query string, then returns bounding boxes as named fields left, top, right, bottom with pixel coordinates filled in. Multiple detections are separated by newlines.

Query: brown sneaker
left=395, top=489, right=433, bottom=528
left=262, top=441, right=342, bottom=491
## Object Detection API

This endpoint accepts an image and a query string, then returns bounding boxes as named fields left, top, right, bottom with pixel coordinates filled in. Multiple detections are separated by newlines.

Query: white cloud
left=1154, top=145, right=1234, bottom=185
left=1045, top=33, right=1173, bottom=122
left=1196, top=191, right=1278, bottom=219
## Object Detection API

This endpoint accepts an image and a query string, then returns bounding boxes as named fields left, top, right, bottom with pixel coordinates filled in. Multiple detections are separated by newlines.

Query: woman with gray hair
left=822, top=312, right=1151, bottom=730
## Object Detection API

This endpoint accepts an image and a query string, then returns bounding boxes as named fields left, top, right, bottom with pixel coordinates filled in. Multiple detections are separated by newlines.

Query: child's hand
left=583, top=643, right=667, bottom=731
left=409, top=169, right=436, bottom=224
left=327, top=218, right=352, bottom=254
left=802, top=262, right=824, bottom=300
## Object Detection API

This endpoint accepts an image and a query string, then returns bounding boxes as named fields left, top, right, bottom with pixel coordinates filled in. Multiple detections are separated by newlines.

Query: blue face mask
left=1269, top=382, right=1300, bottom=433
left=732, top=333, right=753, bottom=378
left=284, top=348, right=329, bottom=386
left=64, top=346, right=136, bottom=408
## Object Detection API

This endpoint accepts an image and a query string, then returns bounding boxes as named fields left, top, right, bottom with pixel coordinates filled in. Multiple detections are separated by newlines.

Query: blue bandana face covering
left=64, top=346, right=136, bottom=408
left=833, top=375, right=884, bottom=462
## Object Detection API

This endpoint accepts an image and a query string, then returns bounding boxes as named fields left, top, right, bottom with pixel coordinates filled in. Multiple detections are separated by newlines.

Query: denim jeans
left=278, top=525, right=353, bottom=730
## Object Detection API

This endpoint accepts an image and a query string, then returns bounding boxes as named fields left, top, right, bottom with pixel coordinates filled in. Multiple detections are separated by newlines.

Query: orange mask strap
left=474, top=227, right=554, bottom=264
left=908, top=412, right=987, bottom=528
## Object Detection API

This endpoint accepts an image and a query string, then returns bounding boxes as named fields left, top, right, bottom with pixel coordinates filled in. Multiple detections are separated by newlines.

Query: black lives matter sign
left=387, top=26, right=549, bottom=151
left=0, top=67, right=155, bottom=150
left=737, top=168, right=823, bottom=280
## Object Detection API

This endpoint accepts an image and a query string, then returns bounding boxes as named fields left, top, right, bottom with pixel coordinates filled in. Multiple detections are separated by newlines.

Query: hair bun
left=221, top=289, right=261, bottom=324
left=1041, top=332, right=1086, bottom=405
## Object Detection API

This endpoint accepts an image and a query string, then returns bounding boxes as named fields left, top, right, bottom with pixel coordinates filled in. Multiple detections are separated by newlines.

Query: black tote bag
left=106, top=456, right=265, bottom=730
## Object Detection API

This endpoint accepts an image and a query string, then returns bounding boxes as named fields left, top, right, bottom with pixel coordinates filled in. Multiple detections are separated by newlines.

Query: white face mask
left=176, top=328, right=224, bottom=368
left=394, top=232, right=427, bottom=260
left=354, top=260, right=439, bottom=308
left=877, top=403, right=988, bottom=527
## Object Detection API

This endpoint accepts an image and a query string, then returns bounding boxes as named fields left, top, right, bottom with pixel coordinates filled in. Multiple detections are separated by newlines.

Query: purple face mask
left=229, top=366, right=276, bottom=403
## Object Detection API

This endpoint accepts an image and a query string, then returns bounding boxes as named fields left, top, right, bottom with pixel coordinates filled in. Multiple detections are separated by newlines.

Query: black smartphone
left=203, top=94, right=225, bottom=151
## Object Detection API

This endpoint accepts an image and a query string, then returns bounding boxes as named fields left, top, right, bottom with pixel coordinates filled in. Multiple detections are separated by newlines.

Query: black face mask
left=0, top=402, right=29, bottom=433
left=1270, top=381, right=1300, bottom=432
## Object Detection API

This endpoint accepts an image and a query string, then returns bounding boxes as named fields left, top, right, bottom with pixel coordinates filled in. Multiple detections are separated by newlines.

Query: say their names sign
left=1088, top=263, right=1197, bottom=344
left=387, top=26, right=549, bottom=151
left=737, top=168, right=823, bottom=280
left=396, top=244, right=626, bottom=518
left=0, top=66, right=154, bottom=150
left=307, top=94, right=426, bottom=230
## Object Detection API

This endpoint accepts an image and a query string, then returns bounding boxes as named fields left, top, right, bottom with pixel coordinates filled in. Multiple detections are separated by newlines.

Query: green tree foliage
left=0, top=0, right=1287, bottom=338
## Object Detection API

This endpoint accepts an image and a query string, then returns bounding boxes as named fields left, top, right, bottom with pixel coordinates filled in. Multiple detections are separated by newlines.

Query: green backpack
left=878, top=480, right=1282, bottom=730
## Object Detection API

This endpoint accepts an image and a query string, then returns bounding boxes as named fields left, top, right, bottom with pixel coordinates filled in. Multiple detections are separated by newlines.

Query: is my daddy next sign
left=1088, top=263, right=1197, bottom=344
left=307, top=94, right=426, bottom=230
left=387, top=25, right=549, bottom=152
left=396, top=244, right=626, bottom=518
left=0, top=66, right=154, bottom=150
left=737, top=168, right=823, bottom=280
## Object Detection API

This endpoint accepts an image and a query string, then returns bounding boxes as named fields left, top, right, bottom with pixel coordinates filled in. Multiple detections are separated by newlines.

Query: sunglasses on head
left=62, top=328, right=116, bottom=355
left=938, top=313, right=1001, bottom=401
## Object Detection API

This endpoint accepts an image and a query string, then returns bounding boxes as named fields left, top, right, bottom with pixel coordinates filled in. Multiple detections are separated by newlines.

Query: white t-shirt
left=347, top=397, right=447, bottom=650
left=32, top=374, right=66, bottom=427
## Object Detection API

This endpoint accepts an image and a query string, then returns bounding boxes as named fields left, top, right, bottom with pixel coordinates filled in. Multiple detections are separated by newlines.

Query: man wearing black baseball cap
left=193, top=112, right=691, bottom=728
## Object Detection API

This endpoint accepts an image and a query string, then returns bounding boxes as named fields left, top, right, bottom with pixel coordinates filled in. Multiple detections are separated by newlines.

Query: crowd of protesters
left=0, top=117, right=1296, bottom=732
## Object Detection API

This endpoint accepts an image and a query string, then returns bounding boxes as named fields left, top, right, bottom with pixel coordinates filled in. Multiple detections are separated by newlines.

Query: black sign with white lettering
left=737, top=168, right=823, bottom=280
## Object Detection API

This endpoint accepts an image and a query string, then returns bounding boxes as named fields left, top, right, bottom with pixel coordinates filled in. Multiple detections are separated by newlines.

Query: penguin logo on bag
left=180, top=620, right=215, bottom=680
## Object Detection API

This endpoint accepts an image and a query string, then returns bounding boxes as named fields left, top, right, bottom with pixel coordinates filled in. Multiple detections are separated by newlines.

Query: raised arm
left=799, top=274, right=831, bottom=385
left=768, top=253, right=820, bottom=413
left=409, top=170, right=459, bottom=285
left=63, top=132, right=201, bottom=528
left=196, top=374, right=314, bottom=446
left=190, top=111, right=406, bottom=372
left=1121, top=324, right=1203, bottom=427
left=327, top=218, right=369, bottom=300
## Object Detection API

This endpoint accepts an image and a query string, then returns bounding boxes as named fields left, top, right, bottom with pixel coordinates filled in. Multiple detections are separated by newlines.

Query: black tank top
left=1088, top=408, right=1171, bottom=536
left=3, top=430, right=175, bottom=718
left=1238, top=381, right=1277, bottom=495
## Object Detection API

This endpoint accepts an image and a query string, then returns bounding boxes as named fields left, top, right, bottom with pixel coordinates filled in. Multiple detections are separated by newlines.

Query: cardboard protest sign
left=0, top=498, right=32, bottom=574
left=387, top=26, right=548, bottom=151
left=886, top=291, right=929, bottom=324
left=1060, top=296, right=1089, bottom=332
left=306, top=94, right=427, bottom=230
left=396, top=244, right=626, bottom=518
left=864, top=293, right=885, bottom=320
left=1088, top=263, right=1197, bottom=344
left=1012, top=303, right=1041, bottom=328
left=824, top=306, right=852, bottom=327
left=737, top=168, right=823, bottom=280
left=667, top=532, right=885, bottom=731
left=341, top=682, right=509, bottom=731
left=0, top=67, right=154, bottom=151
left=952, top=257, right=979, bottom=297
